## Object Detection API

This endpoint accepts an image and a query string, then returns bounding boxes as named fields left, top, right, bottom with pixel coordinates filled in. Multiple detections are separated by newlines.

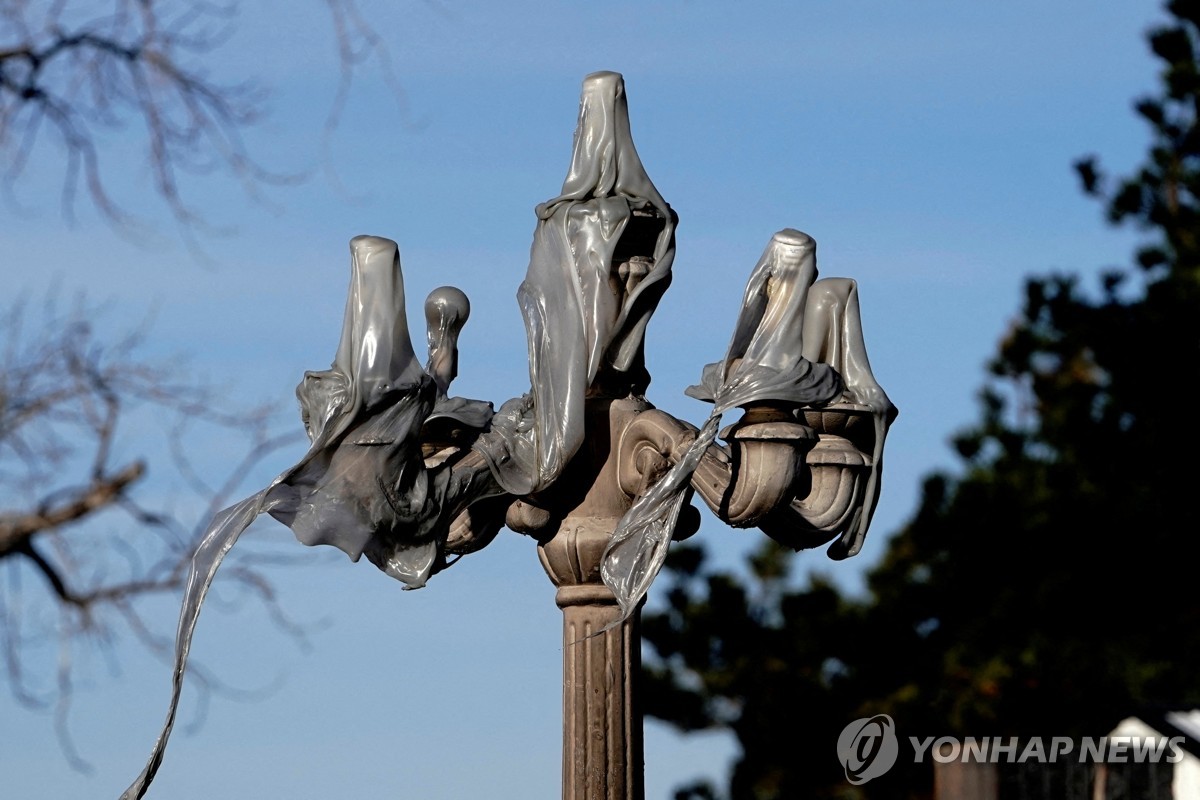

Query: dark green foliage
left=642, top=3, right=1200, bottom=797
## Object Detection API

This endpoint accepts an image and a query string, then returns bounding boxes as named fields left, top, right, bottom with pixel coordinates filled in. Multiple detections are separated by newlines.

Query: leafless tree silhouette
left=0, top=0, right=401, bottom=232
left=0, top=296, right=309, bottom=770
left=0, top=0, right=403, bottom=768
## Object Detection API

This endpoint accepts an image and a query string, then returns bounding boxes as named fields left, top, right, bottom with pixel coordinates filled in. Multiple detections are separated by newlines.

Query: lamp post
left=122, top=71, right=897, bottom=800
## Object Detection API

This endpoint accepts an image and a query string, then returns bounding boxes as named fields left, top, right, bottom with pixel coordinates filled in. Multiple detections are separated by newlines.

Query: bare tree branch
left=0, top=0, right=403, bottom=234
left=0, top=461, right=145, bottom=557
left=0, top=293, right=308, bottom=767
left=0, top=0, right=404, bottom=770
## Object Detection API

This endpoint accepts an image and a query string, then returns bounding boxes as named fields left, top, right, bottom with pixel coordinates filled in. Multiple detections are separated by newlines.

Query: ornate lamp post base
left=526, top=397, right=652, bottom=800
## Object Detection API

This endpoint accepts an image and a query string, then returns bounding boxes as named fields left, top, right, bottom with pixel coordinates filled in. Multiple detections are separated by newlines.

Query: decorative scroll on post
left=122, top=71, right=896, bottom=800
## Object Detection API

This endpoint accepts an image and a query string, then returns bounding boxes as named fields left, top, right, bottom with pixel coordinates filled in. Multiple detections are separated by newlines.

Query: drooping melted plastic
left=800, top=277, right=898, bottom=558
left=120, top=236, right=492, bottom=799
left=475, top=71, right=677, bottom=497
left=602, top=230, right=849, bottom=622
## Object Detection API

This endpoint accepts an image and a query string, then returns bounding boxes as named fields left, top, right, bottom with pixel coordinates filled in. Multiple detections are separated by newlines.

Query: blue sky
left=0, top=1, right=1168, bottom=797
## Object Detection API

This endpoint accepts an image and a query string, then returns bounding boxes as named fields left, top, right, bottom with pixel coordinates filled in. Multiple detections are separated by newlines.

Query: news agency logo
left=835, top=716, right=1190, bottom=786
left=837, top=714, right=899, bottom=785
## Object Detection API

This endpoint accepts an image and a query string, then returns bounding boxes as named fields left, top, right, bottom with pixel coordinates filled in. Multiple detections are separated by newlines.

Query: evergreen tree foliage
left=642, top=3, right=1200, bottom=797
